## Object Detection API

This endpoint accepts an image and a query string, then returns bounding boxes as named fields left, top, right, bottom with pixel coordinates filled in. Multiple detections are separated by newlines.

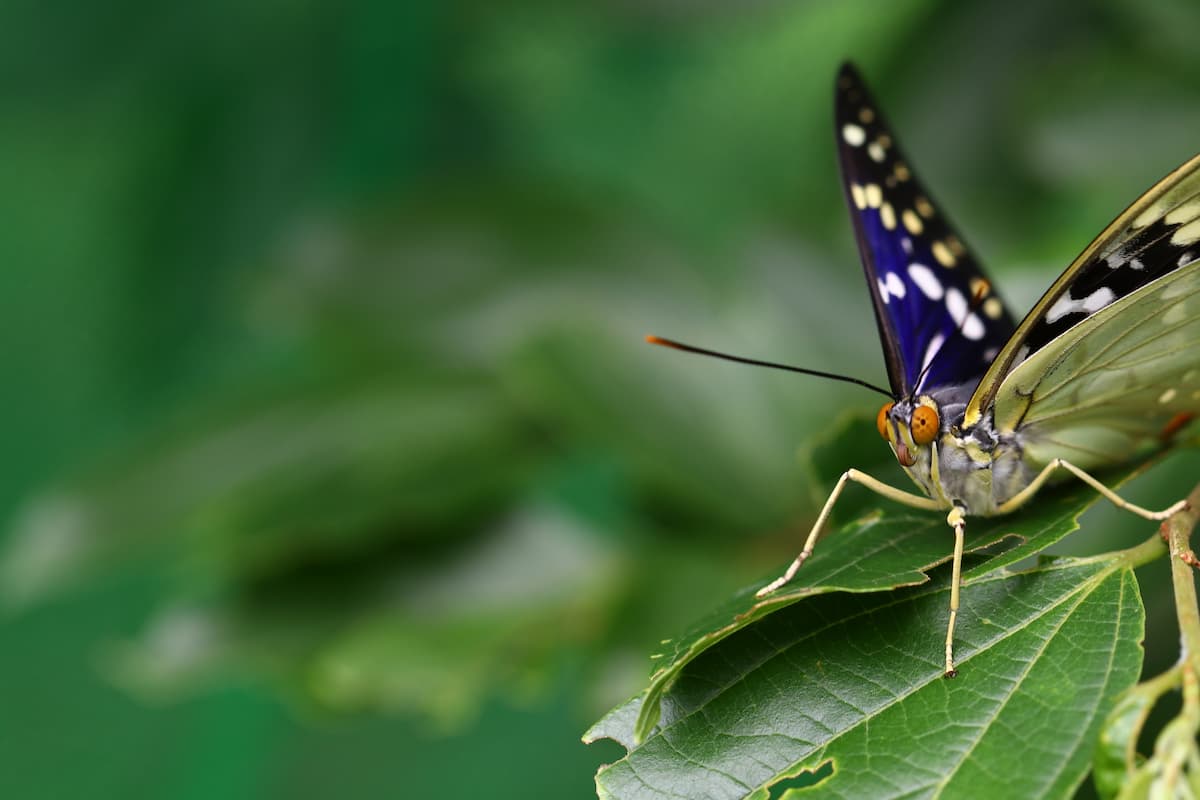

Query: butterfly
left=647, top=62, right=1199, bottom=676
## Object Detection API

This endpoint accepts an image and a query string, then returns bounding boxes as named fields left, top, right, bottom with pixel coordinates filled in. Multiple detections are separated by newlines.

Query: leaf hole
left=767, top=759, right=833, bottom=797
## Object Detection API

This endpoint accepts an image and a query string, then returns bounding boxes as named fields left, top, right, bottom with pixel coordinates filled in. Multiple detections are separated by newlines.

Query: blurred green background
left=4, top=2, right=1200, bottom=797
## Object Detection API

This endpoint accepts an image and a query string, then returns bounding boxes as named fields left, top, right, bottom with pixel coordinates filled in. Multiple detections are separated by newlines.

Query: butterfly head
left=877, top=396, right=940, bottom=467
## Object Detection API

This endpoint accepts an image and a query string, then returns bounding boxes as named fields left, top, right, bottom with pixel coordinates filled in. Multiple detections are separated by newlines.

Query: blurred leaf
left=104, top=502, right=624, bottom=727
left=0, top=374, right=533, bottom=604
left=592, top=553, right=1144, bottom=800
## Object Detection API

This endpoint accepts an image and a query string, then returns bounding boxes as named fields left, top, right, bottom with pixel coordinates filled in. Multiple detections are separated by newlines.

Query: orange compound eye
left=910, top=405, right=940, bottom=445
left=876, top=401, right=894, bottom=440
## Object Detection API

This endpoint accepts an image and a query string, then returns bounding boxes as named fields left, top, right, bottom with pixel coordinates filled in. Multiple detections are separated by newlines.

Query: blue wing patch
left=835, top=64, right=1016, bottom=397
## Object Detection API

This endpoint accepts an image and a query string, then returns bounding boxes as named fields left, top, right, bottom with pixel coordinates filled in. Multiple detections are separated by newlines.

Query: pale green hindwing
left=994, top=259, right=1200, bottom=470
left=964, top=153, right=1200, bottom=429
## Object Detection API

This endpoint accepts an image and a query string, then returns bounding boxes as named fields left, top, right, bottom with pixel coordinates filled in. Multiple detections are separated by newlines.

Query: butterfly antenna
left=912, top=281, right=991, bottom=392
left=645, top=335, right=895, bottom=399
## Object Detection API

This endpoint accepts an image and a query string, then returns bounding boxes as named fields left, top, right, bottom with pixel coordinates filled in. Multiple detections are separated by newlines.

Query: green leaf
left=592, top=554, right=1145, bottom=800
left=1093, top=667, right=1179, bottom=799
left=625, top=452, right=1154, bottom=745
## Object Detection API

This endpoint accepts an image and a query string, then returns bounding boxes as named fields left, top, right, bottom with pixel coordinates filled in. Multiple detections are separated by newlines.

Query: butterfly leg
left=994, top=458, right=1189, bottom=520
left=944, top=506, right=966, bottom=678
left=755, top=468, right=944, bottom=597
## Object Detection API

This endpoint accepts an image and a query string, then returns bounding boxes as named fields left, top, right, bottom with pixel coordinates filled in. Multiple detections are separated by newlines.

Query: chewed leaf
left=593, top=554, right=1144, bottom=800
left=624, top=451, right=1152, bottom=745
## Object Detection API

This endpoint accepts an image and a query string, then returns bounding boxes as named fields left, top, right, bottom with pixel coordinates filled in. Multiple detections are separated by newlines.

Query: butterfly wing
left=964, top=152, right=1200, bottom=430
left=994, top=258, right=1200, bottom=471
left=835, top=63, right=1016, bottom=397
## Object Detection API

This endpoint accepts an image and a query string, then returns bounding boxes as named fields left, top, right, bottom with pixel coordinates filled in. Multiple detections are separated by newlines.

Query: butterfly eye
left=910, top=405, right=940, bottom=445
left=876, top=401, right=895, bottom=440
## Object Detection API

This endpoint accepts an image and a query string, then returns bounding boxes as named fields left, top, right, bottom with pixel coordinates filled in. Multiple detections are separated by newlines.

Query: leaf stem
left=1149, top=483, right=1200, bottom=794
left=1116, top=529, right=1168, bottom=571
left=1166, top=484, right=1200, bottom=674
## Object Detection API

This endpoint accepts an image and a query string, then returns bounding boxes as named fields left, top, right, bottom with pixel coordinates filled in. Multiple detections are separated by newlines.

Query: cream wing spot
left=902, top=208, right=923, bottom=235
left=1166, top=201, right=1200, bottom=225
left=1132, top=205, right=1161, bottom=230
left=932, top=240, right=955, bottom=267
left=850, top=183, right=866, bottom=210
left=1164, top=301, right=1188, bottom=325
left=864, top=183, right=883, bottom=209
left=1172, top=217, right=1200, bottom=245
left=1160, top=388, right=1179, bottom=405
left=983, top=297, right=1003, bottom=319
left=880, top=202, right=896, bottom=230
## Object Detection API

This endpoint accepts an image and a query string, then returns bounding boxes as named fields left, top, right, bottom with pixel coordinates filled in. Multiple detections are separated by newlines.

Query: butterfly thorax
left=884, top=383, right=1035, bottom=516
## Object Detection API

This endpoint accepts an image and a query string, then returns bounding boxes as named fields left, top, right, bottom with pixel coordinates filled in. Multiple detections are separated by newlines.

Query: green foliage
left=7, top=2, right=1200, bottom=798
left=588, top=438, right=1200, bottom=800
left=585, top=417, right=1187, bottom=799
left=591, top=556, right=1143, bottom=799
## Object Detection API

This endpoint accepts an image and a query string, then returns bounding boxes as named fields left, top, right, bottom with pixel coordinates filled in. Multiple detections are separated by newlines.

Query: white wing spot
left=1129, top=258, right=1144, bottom=271
left=945, top=287, right=967, bottom=324
left=1180, top=251, right=1195, bottom=267
left=901, top=237, right=914, bottom=254
left=1044, top=287, right=1115, bottom=323
left=944, top=288, right=983, bottom=340
left=868, top=141, right=886, bottom=162
left=921, top=332, right=945, bottom=374
left=907, top=263, right=943, bottom=300
left=1160, top=388, right=1178, bottom=404
left=962, top=313, right=985, bottom=340
left=884, top=271, right=906, bottom=299
left=983, top=347, right=999, bottom=362
left=842, top=124, right=867, bottom=146
left=877, top=277, right=890, bottom=304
